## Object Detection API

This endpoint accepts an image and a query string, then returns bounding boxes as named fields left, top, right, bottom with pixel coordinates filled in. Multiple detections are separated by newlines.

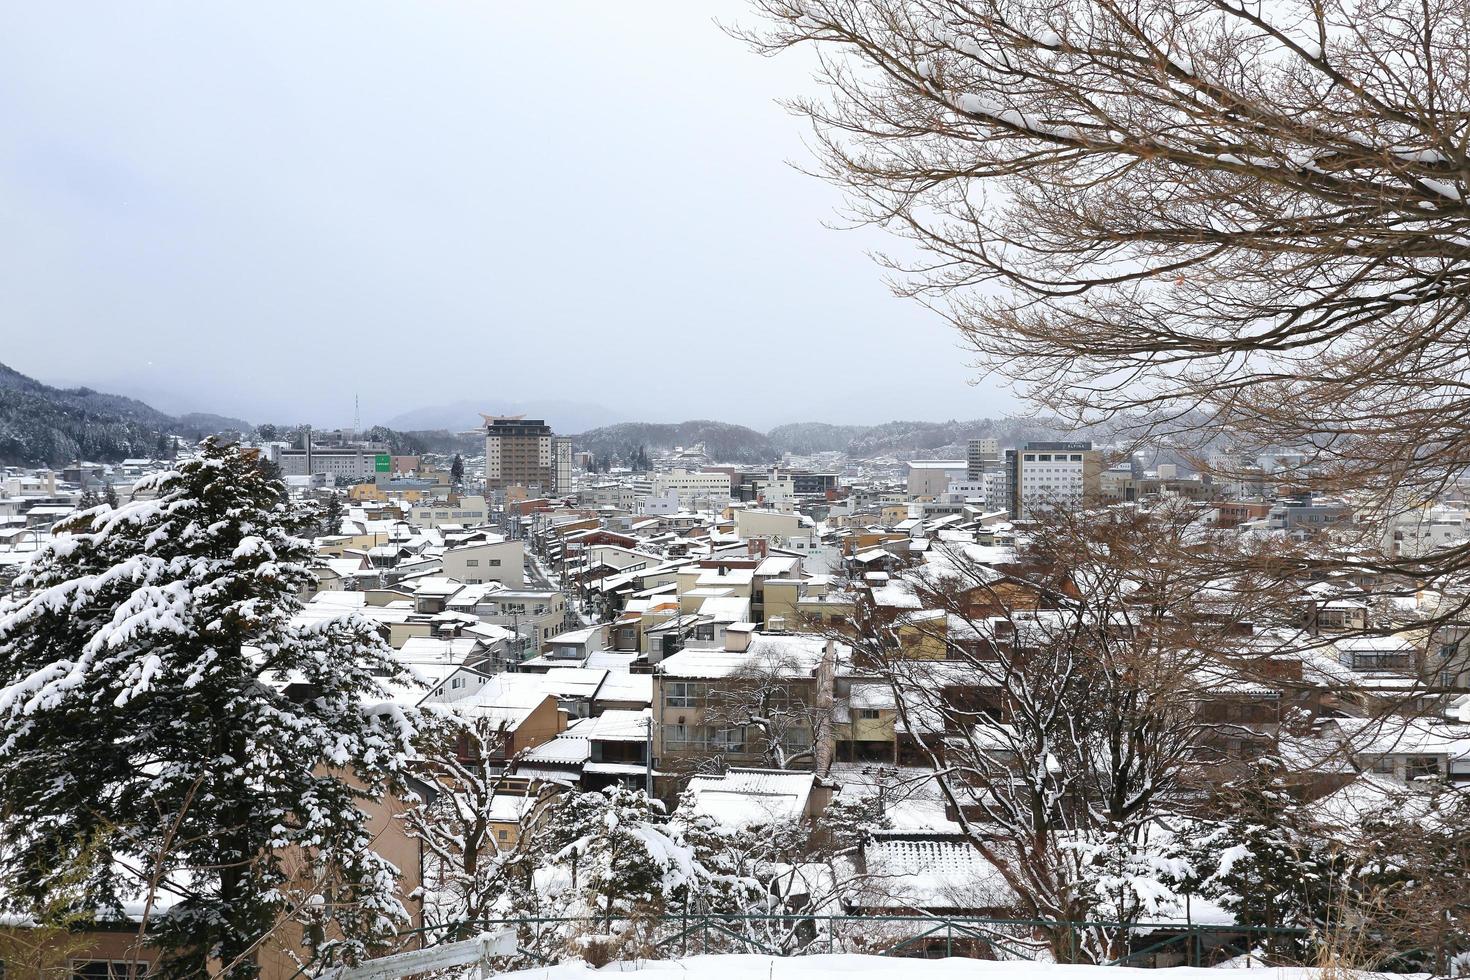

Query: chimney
left=725, top=622, right=755, bottom=652
left=814, top=639, right=837, bottom=775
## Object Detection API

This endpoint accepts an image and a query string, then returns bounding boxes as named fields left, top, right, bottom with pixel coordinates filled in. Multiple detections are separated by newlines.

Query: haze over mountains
left=0, top=361, right=1073, bottom=467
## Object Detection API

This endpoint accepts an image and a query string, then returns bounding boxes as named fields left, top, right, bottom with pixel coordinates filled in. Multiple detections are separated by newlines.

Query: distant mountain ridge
left=0, top=361, right=251, bottom=466
left=573, top=417, right=1089, bottom=464
left=573, top=420, right=777, bottom=464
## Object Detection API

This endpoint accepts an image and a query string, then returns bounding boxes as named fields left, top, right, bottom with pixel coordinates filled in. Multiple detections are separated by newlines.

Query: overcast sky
left=0, top=2, right=1015, bottom=432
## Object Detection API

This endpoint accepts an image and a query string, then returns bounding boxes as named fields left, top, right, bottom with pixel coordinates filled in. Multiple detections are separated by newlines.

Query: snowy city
left=2, top=1, right=1470, bottom=979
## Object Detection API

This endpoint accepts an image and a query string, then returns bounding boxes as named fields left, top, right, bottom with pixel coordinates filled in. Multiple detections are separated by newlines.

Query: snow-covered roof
left=684, top=768, right=815, bottom=828
left=658, top=633, right=849, bottom=679
left=698, top=595, right=752, bottom=624
left=853, top=835, right=1013, bottom=911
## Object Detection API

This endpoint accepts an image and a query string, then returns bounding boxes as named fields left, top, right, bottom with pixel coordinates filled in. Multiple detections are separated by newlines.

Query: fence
left=397, top=913, right=1319, bottom=971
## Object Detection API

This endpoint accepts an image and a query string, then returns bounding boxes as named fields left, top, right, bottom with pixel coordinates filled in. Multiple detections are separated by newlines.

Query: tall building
left=553, top=436, right=574, bottom=495
left=1006, top=441, right=1102, bottom=519
left=483, top=416, right=562, bottom=493
left=966, top=438, right=1001, bottom=480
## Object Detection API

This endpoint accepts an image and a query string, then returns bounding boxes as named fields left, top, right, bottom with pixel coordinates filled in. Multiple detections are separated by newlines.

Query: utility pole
left=644, top=711, right=654, bottom=797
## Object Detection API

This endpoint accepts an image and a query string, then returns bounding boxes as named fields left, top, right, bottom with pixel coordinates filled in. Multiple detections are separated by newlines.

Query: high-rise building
left=966, top=437, right=1001, bottom=480
left=553, top=436, right=573, bottom=494
left=1006, top=441, right=1102, bottom=519
left=483, top=416, right=562, bottom=492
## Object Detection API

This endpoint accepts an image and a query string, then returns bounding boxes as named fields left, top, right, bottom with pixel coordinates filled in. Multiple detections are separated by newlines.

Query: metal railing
left=400, top=912, right=1324, bottom=971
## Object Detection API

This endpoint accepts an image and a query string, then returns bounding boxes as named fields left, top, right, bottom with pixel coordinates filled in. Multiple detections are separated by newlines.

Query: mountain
left=573, top=420, right=778, bottom=464
left=571, top=416, right=1104, bottom=465
left=764, top=422, right=871, bottom=455
left=0, top=362, right=251, bottom=466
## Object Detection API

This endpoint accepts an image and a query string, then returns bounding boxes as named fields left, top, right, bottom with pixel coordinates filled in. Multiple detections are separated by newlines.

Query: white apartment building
left=553, top=436, right=574, bottom=494
left=409, top=495, right=490, bottom=527
left=635, top=490, right=681, bottom=516
left=1381, top=506, right=1470, bottom=558
left=906, top=460, right=966, bottom=498
left=650, top=469, right=733, bottom=507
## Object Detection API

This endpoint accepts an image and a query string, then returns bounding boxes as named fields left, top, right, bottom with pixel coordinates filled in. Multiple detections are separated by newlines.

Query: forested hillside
left=0, top=362, right=249, bottom=466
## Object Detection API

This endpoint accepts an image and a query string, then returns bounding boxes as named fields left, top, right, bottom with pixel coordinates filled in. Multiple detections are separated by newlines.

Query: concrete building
left=966, top=437, right=1001, bottom=480
left=650, top=469, right=733, bottom=508
left=440, top=537, right=525, bottom=587
left=553, top=435, right=574, bottom=494
left=905, top=460, right=967, bottom=498
left=484, top=416, right=560, bottom=493
left=408, top=495, right=490, bottom=527
left=1007, top=441, right=1102, bottom=519
left=272, top=444, right=386, bottom=484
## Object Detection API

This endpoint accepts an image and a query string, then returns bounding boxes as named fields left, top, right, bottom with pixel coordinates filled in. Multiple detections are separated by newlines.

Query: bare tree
left=741, top=0, right=1470, bottom=592
left=401, top=716, right=547, bottom=942
left=835, top=504, right=1301, bottom=961
left=704, top=647, right=838, bottom=770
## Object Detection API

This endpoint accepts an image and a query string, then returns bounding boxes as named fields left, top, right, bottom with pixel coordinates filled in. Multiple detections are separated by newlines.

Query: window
left=451, top=677, right=465, bottom=690
left=856, top=708, right=882, bottom=720
left=489, top=559, right=501, bottom=566
left=497, top=829, right=509, bottom=842
left=1370, top=755, right=1396, bottom=775
left=465, top=559, right=480, bottom=567
left=664, top=724, right=709, bottom=749
left=665, top=682, right=698, bottom=707
left=72, top=962, right=146, bottom=980
left=712, top=727, right=746, bottom=752
left=1351, top=652, right=1411, bottom=671
left=1407, top=756, right=1442, bottom=781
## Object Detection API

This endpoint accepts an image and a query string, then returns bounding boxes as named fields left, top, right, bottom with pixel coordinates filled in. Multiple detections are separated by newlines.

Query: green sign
left=374, top=453, right=391, bottom=473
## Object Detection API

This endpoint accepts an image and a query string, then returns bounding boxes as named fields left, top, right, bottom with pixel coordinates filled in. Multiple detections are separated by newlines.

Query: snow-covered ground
left=496, top=954, right=1323, bottom=980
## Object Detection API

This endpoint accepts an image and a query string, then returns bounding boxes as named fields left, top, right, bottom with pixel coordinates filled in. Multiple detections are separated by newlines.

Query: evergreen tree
left=505, top=788, right=702, bottom=933
left=1188, top=757, right=1339, bottom=962
left=0, top=439, right=420, bottom=978
left=319, top=492, right=346, bottom=539
left=450, top=454, right=465, bottom=488
left=154, top=431, right=168, bottom=459
left=102, top=482, right=119, bottom=509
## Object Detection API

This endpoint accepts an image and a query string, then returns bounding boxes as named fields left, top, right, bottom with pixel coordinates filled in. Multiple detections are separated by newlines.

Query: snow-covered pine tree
left=668, top=791, right=789, bottom=919
left=521, top=787, right=703, bottom=933
left=1188, top=756, right=1338, bottom=962
left=0, top=438, right=420, bottom=978
left=319, top=492, right=346, bottom=539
